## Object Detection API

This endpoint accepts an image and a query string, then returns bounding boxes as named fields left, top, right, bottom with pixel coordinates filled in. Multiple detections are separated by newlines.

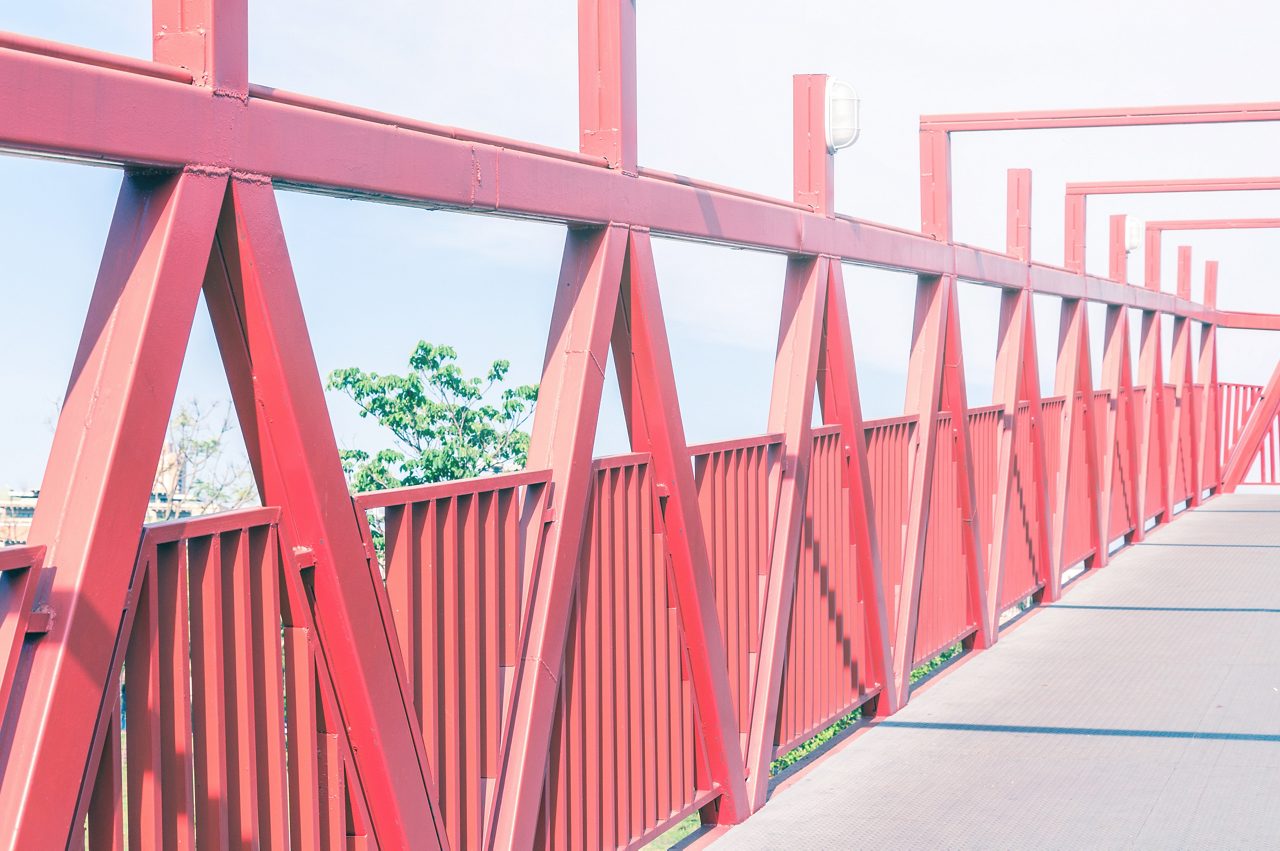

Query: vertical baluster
left=250, top=526, right=289, bottom=849
left=156, top=541, right=196, bottom=848
left=189, top=534, right=231, bottom=850
left=125, top=562, right=162, bottom=851
left=87, top=704, right=125, bottom=850
left=284, top=627, right=321, bottom=851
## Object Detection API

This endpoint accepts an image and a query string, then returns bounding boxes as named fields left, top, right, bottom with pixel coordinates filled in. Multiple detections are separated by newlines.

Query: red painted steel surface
left=915, top=414, right=979, bottom=665
left=535, top=455, right=713, bottom=849
left=0, top=2, right=1277, bottom=848
left=354, top=471, right=552, bottom=850
left=774, top=428, right=878, bottom=756
left=691, top=435, right=782, bottom=737
left=1220, top=383, right=1280, bottom=484
left=863, top=416, right=918, bottom=639
left=70, top=508, right=377, bottom=849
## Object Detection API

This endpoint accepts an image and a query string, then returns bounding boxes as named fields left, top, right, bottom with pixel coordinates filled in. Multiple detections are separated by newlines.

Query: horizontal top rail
left=688, top=433, right=785, bottom=456
left=0, top=544, right=45, bottom=573
left=592, top=451, right=652, bottom=471
left=922, top=101, right=1280, bottom=132
left=352, top=468, right=553, bottom=510
left=140, top=506, right=281, bottom=543
left=0, top=30, right=194, bottom=84
left=0, top=34, right=1270, bottom=327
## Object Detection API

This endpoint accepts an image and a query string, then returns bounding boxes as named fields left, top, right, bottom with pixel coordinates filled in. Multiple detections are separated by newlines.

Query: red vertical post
left=1052, top=294, right=1107, bottom=570
left=0, top=171, right=226, bottom=849
left=203, top=179, right=446, bottom=850
left=488, top=225, right=628, bottom=847
left=612, top=229, right=749, bottom=823
left=1136, top=234, right=1170, bottom=526
left=1064, top=192, right=1087, bottom=274
left=818, top=262, right=898, bottom=716
left=1108, top=214, right=1128, bottom=282
left=1100, top=215, right=1143, bottom=544
left=1196, top=262, right=1221, bottom=494
left=793, top=75, right=835, bottom=214
left=578, top=0, right=637, bottom=173
left=989, top=169, right=1053, bottom=627
left=152, top=0, right=249, bottom=95
left=919, top=127, right=952, bottom=240
left=1169, top=247, right=1200, bottom=507
left=746, top=253, right=828, bottom=808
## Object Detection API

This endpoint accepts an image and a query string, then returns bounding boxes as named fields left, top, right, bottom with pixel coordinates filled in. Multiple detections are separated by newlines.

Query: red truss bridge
left=1, top=2, right=1278, bottom=848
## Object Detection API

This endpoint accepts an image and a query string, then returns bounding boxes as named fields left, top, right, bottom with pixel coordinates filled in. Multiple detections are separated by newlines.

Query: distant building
left=2, top=444, right=214, bottom=545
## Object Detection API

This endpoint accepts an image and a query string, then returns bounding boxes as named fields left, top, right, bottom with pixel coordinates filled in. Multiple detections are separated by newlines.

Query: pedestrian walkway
left=714, top=492, right=1280, bottom=849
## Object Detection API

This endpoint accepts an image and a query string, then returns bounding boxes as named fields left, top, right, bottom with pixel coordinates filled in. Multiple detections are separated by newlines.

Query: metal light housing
left=1125, top=217, right=1144, bottom=252
left=825, top=78, right=861, bottom=152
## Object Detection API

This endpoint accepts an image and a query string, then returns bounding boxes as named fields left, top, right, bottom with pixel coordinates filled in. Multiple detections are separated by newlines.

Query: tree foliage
left=326, top=342, right=539, bottom=492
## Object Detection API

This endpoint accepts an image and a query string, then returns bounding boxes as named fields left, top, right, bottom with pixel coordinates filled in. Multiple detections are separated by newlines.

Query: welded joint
left=292, top=545, right=317, bottom=569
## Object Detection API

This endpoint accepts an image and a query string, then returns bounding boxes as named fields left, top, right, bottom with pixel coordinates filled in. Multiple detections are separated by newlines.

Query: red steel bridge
left=1, top=3, right=1279, bottom=849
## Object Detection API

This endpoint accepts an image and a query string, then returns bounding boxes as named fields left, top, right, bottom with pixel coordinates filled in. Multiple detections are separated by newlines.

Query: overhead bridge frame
left=0, top=1, right=1279, bottom=848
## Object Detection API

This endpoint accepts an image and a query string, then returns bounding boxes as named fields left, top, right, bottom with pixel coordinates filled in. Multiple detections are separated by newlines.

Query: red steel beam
left=1100, top=216, right=1144, bottom=543
left=987, top=169, right=1053, bottom=625
left=922, top=102, right=1280, bottom=132
left=0, top=39, right=1245, bottom=328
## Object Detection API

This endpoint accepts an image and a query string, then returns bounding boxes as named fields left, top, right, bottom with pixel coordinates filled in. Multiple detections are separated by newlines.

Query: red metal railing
left=354, top=470, right=552, bottom=850
left=537, top=454, right=712, bottom=849
left=863, top=415, right=918, bottom=635
left=6, top=3, right=1280, bottom=847
left=690, top=434, right=781, bottom=735
left=0, top=545, right=45, bottom=724
left=774, top=427, right=878, bottom=755
left=69, top=508, right=376, bottom=849
left=1219, top=382, right=1280, bottom=483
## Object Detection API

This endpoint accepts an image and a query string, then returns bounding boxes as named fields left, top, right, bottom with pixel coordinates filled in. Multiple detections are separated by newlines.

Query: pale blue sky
left=2, top=0, right=1278, bottom=489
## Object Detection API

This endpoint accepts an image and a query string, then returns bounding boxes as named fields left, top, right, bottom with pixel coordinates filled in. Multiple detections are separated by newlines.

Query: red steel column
left=152, top=0, right=248, bottom=95
left=794, top=75, right=893, bottom=708
left=819, top=262, right=898, bottom=716
left=1052, top=295, right=1107, bottom=570
left=1196, top=262, right=1222, bottom=494
left=0, top=171, right=226, bottom=848
left=1136, top=234, right=1172, bottom=526
left=578, top=0, right=637, bottom=173
left=488, top=225, right=628, bottom=846
left=204, top=178, right=446, bottom=849
left=1169, top=247, right=1201, bottom=507
left=747, top=253, right=828, bottom=808
left=613, top=229, right=749, bottom=823
left=988, top=169, right=1054, bottom=626
left=1064, top=192, right=1087, bottom=274
left=1101, top=215, right=1143, bottom=543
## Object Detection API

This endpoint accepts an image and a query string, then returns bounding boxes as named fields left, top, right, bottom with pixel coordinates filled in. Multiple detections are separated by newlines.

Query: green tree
left=326, top=341, right=539, bottom=492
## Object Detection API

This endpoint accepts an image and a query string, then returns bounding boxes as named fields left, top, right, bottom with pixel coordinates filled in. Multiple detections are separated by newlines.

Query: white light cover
left=825, top=79, right=860, bottom=152
left=1125, top=218, right=1144, bottom=252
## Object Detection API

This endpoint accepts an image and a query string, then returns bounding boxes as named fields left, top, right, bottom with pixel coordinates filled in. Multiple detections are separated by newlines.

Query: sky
left=2, top=0, right=1278, bottom=490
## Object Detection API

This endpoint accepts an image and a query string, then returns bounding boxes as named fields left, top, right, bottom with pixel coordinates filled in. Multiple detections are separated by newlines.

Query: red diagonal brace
left=204, top=177, right=447, bottom=850
left=988, top=169, right=1054, bottom=624
left=0, top=170, right=225, bottom=849
left=818, top=262, right=897, bottom=716
left=745, top=254, right=828, bottom=808
left=612, top=229, right=749, bottom=823
left=489, top=225, right=628, bottom=847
